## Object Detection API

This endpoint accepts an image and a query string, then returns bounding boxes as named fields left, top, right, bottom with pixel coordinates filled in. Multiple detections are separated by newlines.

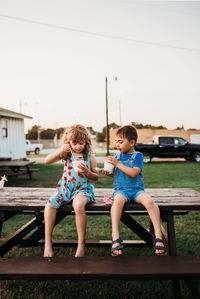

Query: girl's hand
left=107, top=156, right=119, bottom=167
left=60, top=143, right=71, bottom=155
left=78, top=162, right=89, bottom=175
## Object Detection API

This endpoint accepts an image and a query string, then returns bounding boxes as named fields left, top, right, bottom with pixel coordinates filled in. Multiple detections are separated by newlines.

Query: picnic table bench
left=0, top=187, right=199, bottom=297
left=0, top=160, right=39, bottom=185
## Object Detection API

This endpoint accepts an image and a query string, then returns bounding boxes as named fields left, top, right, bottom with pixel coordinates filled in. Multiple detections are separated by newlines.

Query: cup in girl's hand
left=72, top=160, right=83, bottom=172
left=104, top=160, right=114, bottom=174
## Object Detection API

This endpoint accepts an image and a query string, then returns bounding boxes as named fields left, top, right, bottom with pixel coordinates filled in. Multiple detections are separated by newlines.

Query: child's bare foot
left=75, top=243, right=85, bottom=257
left=44, top=242, right=53, bottom=257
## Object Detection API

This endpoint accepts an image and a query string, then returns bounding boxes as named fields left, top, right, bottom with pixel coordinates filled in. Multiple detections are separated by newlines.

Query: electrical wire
left=0, top=13, right=200, bottom=53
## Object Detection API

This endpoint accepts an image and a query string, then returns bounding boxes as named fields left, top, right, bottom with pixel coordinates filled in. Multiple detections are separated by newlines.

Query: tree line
left=26, top=123, right=195, bottom=142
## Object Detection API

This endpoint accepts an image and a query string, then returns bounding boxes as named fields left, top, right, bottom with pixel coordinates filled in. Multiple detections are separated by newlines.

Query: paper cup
left=72, top=160, right=82, bottom=172
left=104, top=160, right=114, bottom=174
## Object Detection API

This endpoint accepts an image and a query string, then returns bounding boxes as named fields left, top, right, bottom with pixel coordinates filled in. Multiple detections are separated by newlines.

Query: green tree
left=87, top=126, right=96, bottom=135
left=26, top=125, right=41, bottom=140
left=40, top=129, right=55, bottom=139
left=131, top=122, right=167, bottom=129
left=174, top=125, right=184, bottom=130
left=96, top=123, right=120, bottom=142
left=55, top=127, right=65, bottom=139
left=109, top=122, right=120, bottom=129
left=96, top=131, right=105, bottom=142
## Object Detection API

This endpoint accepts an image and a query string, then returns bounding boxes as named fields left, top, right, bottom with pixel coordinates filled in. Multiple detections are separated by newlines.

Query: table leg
left=0, top=217, right=39, bottom=256
left=26, top=165, right=32, bottom=179
left=166, top=212, right=177, bottom=256
left=0, top=211, right=4, bottom=238
left=165, top=212, right=182, bottom=297
left=121, top=212, right=153, bottom=246
left=20, top=212, right=70, bottom=247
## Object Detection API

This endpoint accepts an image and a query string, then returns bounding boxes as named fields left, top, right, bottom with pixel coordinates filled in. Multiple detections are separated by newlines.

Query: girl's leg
left=136, top=193, right=165, bottom=255
left=72, top=195, right=88, bottom=257
left=111, top=193, right=128, bottom=255
left=44, top=205, right=57, bottom=257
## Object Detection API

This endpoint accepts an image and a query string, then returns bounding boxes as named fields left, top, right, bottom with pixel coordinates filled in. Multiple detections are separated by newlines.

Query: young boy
left=103, top=125, right=166, bottom=256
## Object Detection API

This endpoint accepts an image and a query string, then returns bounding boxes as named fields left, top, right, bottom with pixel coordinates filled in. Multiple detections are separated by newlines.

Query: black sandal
left=111, top=238, right=124, bottom=256
left=153, top=237, right=166, bottom=255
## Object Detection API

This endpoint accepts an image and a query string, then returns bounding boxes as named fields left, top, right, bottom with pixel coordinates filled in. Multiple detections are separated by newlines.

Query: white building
left=0, top=107, right=32, bottom=160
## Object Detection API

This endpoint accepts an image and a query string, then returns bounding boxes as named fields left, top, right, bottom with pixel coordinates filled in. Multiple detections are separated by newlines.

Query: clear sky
left=0, top=0, right=200, bottom=132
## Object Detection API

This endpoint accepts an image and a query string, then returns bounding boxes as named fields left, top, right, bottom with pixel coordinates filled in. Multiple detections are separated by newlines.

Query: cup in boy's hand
left=104, top=160, right=114, bottom=174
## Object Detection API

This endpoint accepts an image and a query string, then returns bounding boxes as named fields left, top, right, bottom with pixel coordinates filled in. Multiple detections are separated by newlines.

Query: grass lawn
left=1, top=162, right=200, bottom=298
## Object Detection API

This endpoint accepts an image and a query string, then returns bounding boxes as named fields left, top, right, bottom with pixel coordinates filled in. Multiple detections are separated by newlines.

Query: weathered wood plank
left=20, top=239, right=147, bottom=248
left=0, top=256, right=199, bottom=280
left=0, top=188, right=200, bottom=211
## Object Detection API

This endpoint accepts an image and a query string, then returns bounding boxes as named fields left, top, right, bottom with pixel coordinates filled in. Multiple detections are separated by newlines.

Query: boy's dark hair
left=116, top=125, right=138, bottom=142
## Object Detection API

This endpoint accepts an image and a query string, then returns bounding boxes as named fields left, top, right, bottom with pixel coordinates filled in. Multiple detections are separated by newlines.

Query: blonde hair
left=62, top=124, right=92, bottom=160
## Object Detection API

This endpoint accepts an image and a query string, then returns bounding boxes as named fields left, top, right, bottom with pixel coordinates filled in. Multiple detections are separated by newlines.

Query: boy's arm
left=107, top=156, right=141, bottom=178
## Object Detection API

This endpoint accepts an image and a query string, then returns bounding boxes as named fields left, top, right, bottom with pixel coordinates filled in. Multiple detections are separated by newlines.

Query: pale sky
left=0, top=0, right=200, bottom=132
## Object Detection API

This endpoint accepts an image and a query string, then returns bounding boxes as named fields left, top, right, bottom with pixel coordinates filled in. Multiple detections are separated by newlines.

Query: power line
left=0, top=13, right=200, bottom=53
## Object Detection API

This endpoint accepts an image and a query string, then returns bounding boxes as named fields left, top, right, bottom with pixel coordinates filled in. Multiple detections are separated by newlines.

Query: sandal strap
left=153, top=237, right=166, bottom=251
left=153, top=237, right=164, bottom=244
left=112, top=238, right=123, bottom=245
left=111, top=244, right=124, bottom=252
left=154, top=245, right=166, bottom=251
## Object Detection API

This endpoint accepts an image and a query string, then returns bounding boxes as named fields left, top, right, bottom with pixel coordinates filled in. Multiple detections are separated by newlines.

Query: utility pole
left=105, top=76, right=118, bottom=156
left=105, top=77, right=109, bottom=156
left=119, top=99, right=122, bottom=126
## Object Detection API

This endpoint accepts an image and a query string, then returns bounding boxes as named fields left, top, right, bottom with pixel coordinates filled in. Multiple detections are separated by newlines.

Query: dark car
left=135, top=135, right=200, bottom=163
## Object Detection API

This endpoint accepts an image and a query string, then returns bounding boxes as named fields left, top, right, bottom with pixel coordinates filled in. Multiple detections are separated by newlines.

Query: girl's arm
left=78, top=152, right=99, bottom=181
left=44, top=144, right=71, bottom=164
left=107, top=156, right=141, bottom=178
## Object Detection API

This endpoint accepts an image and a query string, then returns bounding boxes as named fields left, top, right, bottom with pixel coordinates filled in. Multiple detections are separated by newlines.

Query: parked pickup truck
left=135, top=135, right=200, bottom=163
left=25, top=140, right=43, bottom=155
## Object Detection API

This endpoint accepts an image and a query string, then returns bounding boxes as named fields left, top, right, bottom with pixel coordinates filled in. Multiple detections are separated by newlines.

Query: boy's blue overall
left=113, top=152, right=146, bottom=202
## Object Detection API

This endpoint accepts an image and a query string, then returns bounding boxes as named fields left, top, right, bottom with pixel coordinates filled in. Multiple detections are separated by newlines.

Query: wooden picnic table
left=0, top=187, right=199, bottom=297
left=0, top=187, right=200, bottom=257
left=0, top=160, right=39, bottom=184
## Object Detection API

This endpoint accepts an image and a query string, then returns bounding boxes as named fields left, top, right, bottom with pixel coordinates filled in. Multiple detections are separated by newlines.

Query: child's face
left=115, top=135, right=135, bottom=154
left=69, top=140, right=86, bottom=154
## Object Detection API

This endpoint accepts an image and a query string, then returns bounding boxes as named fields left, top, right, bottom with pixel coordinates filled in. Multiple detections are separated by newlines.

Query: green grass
left=5, top=162, right=200, bottom=191
left=95, top=152, right=114, bottom=157
left=1, top=162, right=200, bottom=298
left=26, top=153, right=47, bottom=158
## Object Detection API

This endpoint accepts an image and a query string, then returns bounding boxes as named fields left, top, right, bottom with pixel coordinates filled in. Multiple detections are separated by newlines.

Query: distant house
left=0, top=107, right=32, bottom=160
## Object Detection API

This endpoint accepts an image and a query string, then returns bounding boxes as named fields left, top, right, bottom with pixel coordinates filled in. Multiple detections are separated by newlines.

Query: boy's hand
left=102, top=169, right=113, bottom=177
left=107, top=156, right=119, bottom=167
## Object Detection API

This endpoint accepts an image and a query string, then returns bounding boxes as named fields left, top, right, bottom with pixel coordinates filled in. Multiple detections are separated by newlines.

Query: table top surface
left=0, top=187, right=200, bottom=212
left=0, top=160, right=35, bottom=167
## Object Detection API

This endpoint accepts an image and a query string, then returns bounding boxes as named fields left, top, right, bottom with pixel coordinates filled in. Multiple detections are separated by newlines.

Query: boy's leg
left=135, top=193, right=165, bottom=255
left=111, top=193, right=128, bottom=255
left=72, top=195, right=88, bottom=257
left=44, top=205, right=57, bottom=257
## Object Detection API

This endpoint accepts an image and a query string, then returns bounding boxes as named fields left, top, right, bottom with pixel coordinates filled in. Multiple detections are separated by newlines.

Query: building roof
left=0, top=107, right=32, bottom=119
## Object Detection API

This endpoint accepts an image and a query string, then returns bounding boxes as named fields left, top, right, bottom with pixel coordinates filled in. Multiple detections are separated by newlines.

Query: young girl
left=44, top=124, right=99, bottom=257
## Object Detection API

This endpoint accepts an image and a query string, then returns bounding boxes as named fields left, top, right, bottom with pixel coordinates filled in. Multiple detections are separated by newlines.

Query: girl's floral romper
left=48, top=153, right=95, bottom=209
